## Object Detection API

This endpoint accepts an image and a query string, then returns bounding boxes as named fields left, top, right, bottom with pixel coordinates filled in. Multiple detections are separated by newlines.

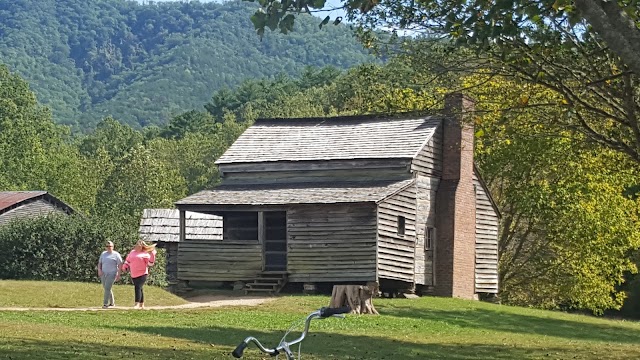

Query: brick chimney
left=434, top=93, right=476, bottom=299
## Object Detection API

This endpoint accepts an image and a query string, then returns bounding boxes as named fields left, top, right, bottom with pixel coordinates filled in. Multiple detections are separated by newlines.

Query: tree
left=247, top=0, right=640, bottom=165
left=470, top=75, right=640, bottom=313
left=158, top=110, right=216, bottom=140
left=0, top=65, right=60, bottom=190
left=78, top=117, right=143, bottom=159
left=0, top=0, right=373, bottom=129
left=0, top=64, right=95, bottom=211
left=248, top=0, right=640, bottom=74
left=94, top=144, right=187, bottom=228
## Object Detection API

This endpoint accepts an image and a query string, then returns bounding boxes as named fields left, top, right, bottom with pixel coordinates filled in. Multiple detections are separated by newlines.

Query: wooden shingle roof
left=176, top=179, right=415, bottom=206
left=139, top=209, right=222, bottom=242
left=215, top=115, right=441, bottom=164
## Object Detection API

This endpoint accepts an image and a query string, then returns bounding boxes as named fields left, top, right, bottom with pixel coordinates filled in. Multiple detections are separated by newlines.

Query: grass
left=1, top=281, right=640, bottom=359
left=0, top=280, right=188, bottom=307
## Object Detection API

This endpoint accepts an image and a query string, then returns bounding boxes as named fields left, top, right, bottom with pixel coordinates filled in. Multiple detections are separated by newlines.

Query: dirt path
left=0, top=295, right=275, bottom=311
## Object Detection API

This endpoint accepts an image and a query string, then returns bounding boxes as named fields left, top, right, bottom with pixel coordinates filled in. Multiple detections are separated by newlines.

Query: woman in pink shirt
left=122, top=240, right=156, bottom=309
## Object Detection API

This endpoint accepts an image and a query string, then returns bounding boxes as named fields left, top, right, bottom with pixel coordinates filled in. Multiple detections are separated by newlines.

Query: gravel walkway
left=0, top=295, right=275, bottom=311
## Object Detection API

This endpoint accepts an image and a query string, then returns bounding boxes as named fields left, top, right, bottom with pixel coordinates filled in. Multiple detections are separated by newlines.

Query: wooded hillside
left=0, top=0, right=373, bottom=131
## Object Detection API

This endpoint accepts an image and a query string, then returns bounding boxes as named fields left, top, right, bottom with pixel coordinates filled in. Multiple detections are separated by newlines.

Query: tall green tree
left=95, top=144, right=187, bottom=228
left=0, top=64, right=94, bottom=211
left=470, top=75, right=640, bottom=313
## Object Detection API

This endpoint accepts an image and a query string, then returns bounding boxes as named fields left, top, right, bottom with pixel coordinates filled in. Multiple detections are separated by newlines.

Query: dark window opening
left=223, top=212, right=258, bottom=241
left=398, top=216, right=406, bottom=236
left=426, top=227, right=435, bottom=250
left=265, top=211, right=286, bottom=241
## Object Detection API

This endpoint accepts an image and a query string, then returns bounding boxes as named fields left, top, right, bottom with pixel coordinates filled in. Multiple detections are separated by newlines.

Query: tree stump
left=329, top=283, right=379, bottom=315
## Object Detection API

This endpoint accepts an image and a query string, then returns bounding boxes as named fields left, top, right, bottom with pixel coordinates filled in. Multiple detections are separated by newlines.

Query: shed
left=0, top=191, right=74, bottom=226
left=175, top=93, right=500, bottom=298
left=138, top=209, right=222, bottom=283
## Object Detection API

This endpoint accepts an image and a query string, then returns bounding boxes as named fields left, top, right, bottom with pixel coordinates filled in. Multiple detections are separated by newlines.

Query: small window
left=397, top=216, right=406, bottom=236
left=426, top=227, right=435, bottom=250
left=223, top=212, right=258, bottom=241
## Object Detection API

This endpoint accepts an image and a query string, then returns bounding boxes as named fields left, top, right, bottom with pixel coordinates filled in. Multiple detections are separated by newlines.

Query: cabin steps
left=244, top=271, right=288, bottom=295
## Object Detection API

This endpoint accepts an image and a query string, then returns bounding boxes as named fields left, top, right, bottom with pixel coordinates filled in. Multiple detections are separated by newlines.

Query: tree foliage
left=469, top=75, right=640, bottom=313
left=246, top=0, right=640, bottom=166
left=0, top=0, right=374, bottom=131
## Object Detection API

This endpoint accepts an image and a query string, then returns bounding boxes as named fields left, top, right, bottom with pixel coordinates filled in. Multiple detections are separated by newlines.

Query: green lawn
left=1, top=281, right=639, bottom=359
left=0, top=280, right=189, bottom=307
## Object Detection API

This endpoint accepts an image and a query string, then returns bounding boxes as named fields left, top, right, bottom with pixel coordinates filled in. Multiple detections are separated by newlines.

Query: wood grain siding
left=219, top=159, right=412, bottom=176
left=414, top=176, right=439, bottom=285
left=163, top=243, right=179, bottom=282
left=0, top=200, right=66, bottom=226
left=287, top=204, right=377, bottom=282
left=411, top=125, right=443, bottom=177
left=474, top=173, right=499, bottom=293
left=177, top=240, right=262, bottom=281
left=221, top=168, right=411, bottom=185
left=377, top=183, right=417, bottom=282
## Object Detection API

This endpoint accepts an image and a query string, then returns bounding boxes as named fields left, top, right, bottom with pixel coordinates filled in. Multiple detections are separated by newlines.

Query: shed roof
left=139, top=209, right=222, bottom=243
left=215, top=115, right=441, bottom=164
left=0, top=191, right=74, bottom=215
left=176, top=179, right=415, bottom=206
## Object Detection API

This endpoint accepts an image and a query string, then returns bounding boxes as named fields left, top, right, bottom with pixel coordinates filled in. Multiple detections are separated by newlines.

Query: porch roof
left=175, top=179, right=414, bottom=206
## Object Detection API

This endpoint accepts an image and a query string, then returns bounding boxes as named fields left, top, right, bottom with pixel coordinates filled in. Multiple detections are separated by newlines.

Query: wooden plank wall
left=414, top=176, right=439, bottom=286
left=224, top=165, right=409, bottom=185
left=377, top=184, right=417, bottom=282
left=177, top=240, right=262, bottom=281
left=0, top=200, right=67, bottom=225
left=163, top=243, right=179, bottom=283
left=287, top=203, right=377, bottom=282
left=473, top=174, right=500, bottom=293
left=410, top=125, right=442, bottom=286
left=411, top=125, right=443, bottom=177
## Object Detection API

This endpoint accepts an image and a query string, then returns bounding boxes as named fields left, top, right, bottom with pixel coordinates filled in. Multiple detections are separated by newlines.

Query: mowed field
left=0, top=280, right=639, bottom=359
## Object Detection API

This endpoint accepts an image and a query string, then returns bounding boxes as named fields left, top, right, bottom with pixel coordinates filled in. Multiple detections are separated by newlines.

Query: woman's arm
left=148, top=250, right=156, bottom=266
left=121, top=252, right=131, bottom=271
left=97, top=255, right=103, bottom=277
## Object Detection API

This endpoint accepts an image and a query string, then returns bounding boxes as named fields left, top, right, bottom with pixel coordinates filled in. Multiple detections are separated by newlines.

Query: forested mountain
left=0, top=0, right=373, bottom=130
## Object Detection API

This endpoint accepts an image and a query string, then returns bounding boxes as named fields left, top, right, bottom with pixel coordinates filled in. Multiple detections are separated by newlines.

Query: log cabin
left=175, top=93, right=500, bottom=299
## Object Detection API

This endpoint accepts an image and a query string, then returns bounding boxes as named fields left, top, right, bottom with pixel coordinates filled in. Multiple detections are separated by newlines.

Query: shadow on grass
left=377, top=305, right=640, bottom=345
left=0, top=338, right=208, bottom=360
left=0, top=327, right=561, bottom=360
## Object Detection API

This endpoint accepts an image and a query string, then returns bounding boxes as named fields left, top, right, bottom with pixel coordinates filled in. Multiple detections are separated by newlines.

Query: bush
left=0, top=214, right=166, bottom=286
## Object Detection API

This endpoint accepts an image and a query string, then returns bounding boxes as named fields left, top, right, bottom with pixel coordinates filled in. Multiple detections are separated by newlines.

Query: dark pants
left=132, top=274, right=148, bottom=303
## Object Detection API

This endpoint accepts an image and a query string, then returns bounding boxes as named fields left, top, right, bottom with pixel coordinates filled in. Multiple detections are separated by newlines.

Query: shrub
left=0, top=214, right=166, bottom=286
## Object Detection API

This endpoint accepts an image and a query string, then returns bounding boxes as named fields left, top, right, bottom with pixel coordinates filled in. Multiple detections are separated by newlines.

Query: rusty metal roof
left=0, top=191, right=48, bottom=212
left=0, top=191, right=74, bottom=214
left=176, top=179, right=415, bottom=206
left=215, top=115, right=441, bottom=164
